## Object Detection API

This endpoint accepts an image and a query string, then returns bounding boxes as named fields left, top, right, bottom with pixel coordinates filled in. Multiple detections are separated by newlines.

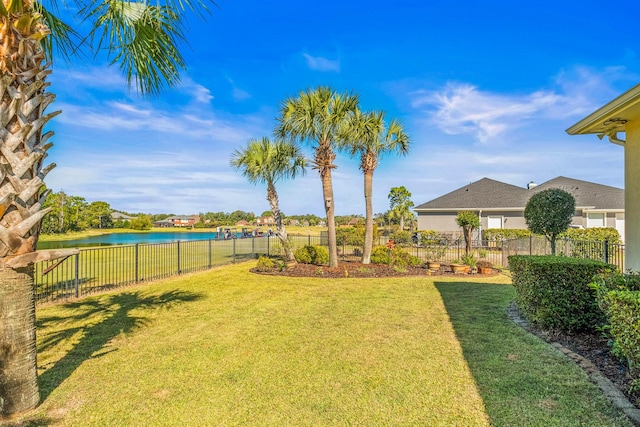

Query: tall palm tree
left=0, top=0, right=213, bottom=417
left=341, top=110, right=409, bottom=264
left=276, top=86, right=359, bottom=268
left=230, top=137, right=307, bottom=262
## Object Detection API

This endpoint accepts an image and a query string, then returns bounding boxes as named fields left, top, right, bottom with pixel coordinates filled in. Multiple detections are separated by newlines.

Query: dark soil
left=253, top=260, right=640, bottom=410
left=251, top=260, right=499, bottom=278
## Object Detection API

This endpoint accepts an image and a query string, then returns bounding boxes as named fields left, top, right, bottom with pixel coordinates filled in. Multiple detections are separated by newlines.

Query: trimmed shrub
left=294, top=245, right=329, bottom=265
left=591, top=272, right=640, bottom=373
left=370, top=245, right=421, bottom=267
left=509, top=255, right=615, bottom=332
left=560, top=227, right=622, bottom=244
left=483, top=228, right=531, bottom=242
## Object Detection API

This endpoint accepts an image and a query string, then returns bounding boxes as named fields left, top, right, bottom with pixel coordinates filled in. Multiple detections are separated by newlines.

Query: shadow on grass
left=434, top=281, right=632, bottom=426
left=36, top=290, right=203, bottom=401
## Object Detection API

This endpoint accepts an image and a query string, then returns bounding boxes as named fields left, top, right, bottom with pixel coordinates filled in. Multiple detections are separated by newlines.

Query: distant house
left=236, top=220, right=250, bottom=226
left=153, top=215, right=200, bottom=228
left=256, top=216, right=275, bottom=226
left=414, top=176, right=625, bottom=240
left=111, top=212, right=134, bottom=221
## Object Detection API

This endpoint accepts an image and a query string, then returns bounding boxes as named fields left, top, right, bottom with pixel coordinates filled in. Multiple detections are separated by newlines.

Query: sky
left=44, top=0, right=640, bottom=217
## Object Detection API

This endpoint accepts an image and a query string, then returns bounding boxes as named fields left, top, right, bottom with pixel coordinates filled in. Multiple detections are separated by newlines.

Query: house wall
left=416, top=210, right=610, bottom=235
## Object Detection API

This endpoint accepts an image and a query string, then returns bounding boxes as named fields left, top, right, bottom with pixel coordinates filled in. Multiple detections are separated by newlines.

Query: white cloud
left=408, top=67, right=639, bottom=144
left=302, top=53, right=340, bottom=72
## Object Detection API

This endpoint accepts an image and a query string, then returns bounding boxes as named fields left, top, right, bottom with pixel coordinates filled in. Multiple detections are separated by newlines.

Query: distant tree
left=388, top=186, right=414, bottom=231
left=260, top=210, right=274, bottom=218
left=456, top=211, right=480, bottom=254
left=277, top=86, right=360, bottom=267
left=231, top=137, right=307, bottom=262
left=129, top=215, right=153, bottom=231
left=341, top=109, right=409, bottom=264
left=524, top=188, right=576, bottom=255
left=86, top=201, right=113, bottom=229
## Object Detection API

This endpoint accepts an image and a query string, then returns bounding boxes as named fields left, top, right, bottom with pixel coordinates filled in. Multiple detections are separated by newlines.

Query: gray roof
left=414, top=176, right=623, bottom=211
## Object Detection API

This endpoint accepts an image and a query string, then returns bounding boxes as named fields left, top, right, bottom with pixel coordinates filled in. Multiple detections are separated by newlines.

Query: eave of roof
left=566, top=84, right=640, bottom=135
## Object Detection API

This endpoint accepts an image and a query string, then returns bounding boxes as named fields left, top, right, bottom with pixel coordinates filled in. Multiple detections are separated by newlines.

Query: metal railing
left=34, top=233, right=625, bottom=305
left=501, top=236, right=625, bottom=271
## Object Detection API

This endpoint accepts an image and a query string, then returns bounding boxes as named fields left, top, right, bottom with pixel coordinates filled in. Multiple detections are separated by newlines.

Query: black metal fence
left=501, top=236, right=625, bottom=270
left=34, top=233, right=626, bottom=305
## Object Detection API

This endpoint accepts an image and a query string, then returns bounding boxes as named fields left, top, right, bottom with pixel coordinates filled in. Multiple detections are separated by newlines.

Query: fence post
left=208, top=239, right=212, bottom=269
left=267, top=235, right=270, bottom=257
left=74, top=253, right=79, bottom=298
left=252, top=236, right=255, bottom=258
left=308, top=235, right=311, bottom=246
left=529, top=235, right=533, bottom=256
left=604, top=239, right=609, bottom=264
left=177, top=241, right=181, bottom=274
left=135, top=244, right=139, bottom=283
left=233, top=238, right=236, bottom=263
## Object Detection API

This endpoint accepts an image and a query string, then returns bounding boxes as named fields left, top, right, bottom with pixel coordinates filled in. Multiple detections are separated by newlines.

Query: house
left=111, top=212, right=134, bottom=221
left=256, top=216, right=275, bottom=226
left=153, top=215, right=200, bottom=228
left=414, top=176, right=624, bottom=240
left=566, top=83, right=640, bottom=270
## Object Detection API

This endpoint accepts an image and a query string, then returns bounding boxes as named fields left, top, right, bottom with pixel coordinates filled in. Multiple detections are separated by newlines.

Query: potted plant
left=425, top=244, right=446, bottom=271
left=450, top=259, right=467, bottom=274
left=461, top=253, right=476, bottom=273
left=476, top=260, right=493, bottom=274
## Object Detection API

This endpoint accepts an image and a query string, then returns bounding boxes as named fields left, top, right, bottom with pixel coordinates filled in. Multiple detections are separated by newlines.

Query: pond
left=37, top=230, right=269, bottom=249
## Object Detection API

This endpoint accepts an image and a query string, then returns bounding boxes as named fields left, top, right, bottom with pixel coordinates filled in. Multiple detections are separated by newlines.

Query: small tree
left=456, top=211, right=480, bottom=254
left=524, top=188, right=576, bottom=255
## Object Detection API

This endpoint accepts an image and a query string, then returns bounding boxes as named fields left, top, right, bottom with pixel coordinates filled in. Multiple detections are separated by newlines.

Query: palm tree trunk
left=266, top=181, right=294, bottom=262
left=0, top=14, right=57, bottom=417
left=322, top=169, right=339, bottom=267
left=0, top=264, right=39, bottom=417
left=362, top=171, right=374, bottom=264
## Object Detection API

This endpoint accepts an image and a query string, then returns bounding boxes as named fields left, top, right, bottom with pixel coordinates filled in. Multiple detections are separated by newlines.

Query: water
left=37, top=230, right=269, bottom=249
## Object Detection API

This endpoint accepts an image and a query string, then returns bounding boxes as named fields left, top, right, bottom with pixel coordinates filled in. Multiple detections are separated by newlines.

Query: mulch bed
left=251, top=260, right=500, bottom=278
left=252, top=260, right=640, bottom=411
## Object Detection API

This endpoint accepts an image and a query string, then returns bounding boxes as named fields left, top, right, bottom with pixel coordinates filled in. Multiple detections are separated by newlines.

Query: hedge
left=483, top=229, right=531, bottom=242
left=591, top=272, right=640, bottom=373
left=509, top=255, right=615, bottom=332
left=294, top=245, right=330, bottom=265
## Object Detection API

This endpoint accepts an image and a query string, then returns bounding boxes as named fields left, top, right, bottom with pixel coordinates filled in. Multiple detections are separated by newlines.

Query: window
left=587, top=213, right=605, bottom=228
left=487, top=216, right=503, bottom=229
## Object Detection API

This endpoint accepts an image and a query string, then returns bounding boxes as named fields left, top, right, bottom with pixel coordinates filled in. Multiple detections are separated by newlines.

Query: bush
left=370, top=246, right=391, bottom=265
left=390, top=230, right=412, bottom=245
left=509, top=255, right=615, bottom=332
left=370, top=245, right=421, bottom=267
left=483, top=228, right=532, bottom=242
left=255, top=256, right=275, bottom=272
left=591, top=272, right=640, bottom=373
left=560, top=227, right=622, bottom=244
left=294, top=245, right=329, bottom=265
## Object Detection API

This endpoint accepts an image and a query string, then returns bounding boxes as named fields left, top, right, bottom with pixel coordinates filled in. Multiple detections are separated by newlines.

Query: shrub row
left=509, top=255, right=615, bottom=332
left=591, top=272, right=640, bottom=373
left=484, top=227, right=620, bottom=243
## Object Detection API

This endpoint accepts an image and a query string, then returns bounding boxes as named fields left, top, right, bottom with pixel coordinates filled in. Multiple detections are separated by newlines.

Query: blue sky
left=45, top=0, right=640, bottom=217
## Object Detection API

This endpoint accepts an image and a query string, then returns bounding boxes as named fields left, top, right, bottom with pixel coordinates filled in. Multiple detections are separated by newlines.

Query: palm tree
left=230, top=137, right=307, bottom=262
left=0, top=0, right=213, bottom=417
left=388, top=186, right=414, bottom=231
left=276, top=86, right=359, bottom=268
left=341, top=110, right=409, bottom=264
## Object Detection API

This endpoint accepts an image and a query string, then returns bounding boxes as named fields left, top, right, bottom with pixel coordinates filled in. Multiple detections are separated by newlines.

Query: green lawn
left=9, top=263, right=632, bottom=426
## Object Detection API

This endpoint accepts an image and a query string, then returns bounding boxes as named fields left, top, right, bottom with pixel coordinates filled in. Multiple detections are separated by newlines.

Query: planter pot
left=451, top=263, right=467, bottom=274
left=478, top=267, right=493, bottom=274
left=427, top=261, right=441, bottom=271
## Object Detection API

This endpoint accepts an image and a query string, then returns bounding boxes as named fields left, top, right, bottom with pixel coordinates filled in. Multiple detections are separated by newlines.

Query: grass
left=7, top=263, right=632, bottom=426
